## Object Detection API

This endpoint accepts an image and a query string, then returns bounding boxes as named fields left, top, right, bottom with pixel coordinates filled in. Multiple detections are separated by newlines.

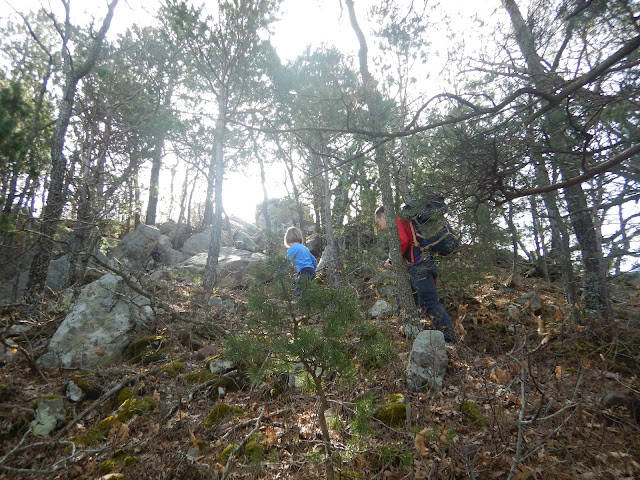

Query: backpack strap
left=410, top=222, right=456, bottom=256
left=407, top=222, right=423, bottom=265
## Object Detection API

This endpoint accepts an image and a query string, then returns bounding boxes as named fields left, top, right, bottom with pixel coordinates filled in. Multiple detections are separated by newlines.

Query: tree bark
left=203, top=109, right=227, bottom=292
left=345, top=0, right=420, bottom=332
left=145, top=134, right=164, bottom=225
left=503, top=0, right=611, bottom=317
left=25, top=0, right=119, bottom=303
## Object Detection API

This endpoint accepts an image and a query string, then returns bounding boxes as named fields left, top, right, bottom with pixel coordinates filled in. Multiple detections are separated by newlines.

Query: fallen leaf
left=555, top=365, right=562, bottom=379
left=415, top=427, right=430, bottom=456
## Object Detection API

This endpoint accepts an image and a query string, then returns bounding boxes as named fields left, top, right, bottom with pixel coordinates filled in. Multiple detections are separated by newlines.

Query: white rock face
left=37, top=273, right=153, bottom=369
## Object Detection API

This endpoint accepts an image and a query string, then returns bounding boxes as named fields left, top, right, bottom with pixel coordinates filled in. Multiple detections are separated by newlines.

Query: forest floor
left=1, top=268, right=639, bottom=480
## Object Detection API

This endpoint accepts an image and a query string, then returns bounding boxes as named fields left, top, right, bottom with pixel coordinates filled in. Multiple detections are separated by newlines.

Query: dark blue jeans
left=294, top=267, right=316, bottom=297
left=408, top=262, right=457, bottom=342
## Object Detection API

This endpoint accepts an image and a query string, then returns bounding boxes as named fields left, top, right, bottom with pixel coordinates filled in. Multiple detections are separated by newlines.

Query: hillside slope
left=1, top=270, right=639, bottom=480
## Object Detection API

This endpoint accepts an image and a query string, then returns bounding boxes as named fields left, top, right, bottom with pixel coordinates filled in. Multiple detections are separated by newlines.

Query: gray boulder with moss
left=406, top=330, right=448, bottom=391
left=30, top=396, right=67, bottom=437
left=37, top=273, right=154, bottom=369
left=108, top=223, right=162, bottom=268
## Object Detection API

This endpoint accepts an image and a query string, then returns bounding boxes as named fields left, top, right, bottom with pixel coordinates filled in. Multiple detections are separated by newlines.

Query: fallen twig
left=221, top=408, right=265, bottom=480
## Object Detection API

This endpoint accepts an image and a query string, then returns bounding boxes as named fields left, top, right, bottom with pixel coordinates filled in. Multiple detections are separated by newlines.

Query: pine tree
left=223, top=254, right=395, bottom=480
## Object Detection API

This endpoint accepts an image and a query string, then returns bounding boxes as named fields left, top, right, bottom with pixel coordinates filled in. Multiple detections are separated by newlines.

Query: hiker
left=374, top=206, right=458, bottom=343
left=284, top=226, right=317, bottom=294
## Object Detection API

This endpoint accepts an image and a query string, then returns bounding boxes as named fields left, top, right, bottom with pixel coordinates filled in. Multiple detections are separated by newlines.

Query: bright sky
left=1, top=0, right=497, bottom=224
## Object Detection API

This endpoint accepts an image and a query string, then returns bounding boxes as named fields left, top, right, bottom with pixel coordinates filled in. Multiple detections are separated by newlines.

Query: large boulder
left=158, top=220, right=192, bottom=250
left=181, top=228, right=213, bottom=256
left=176, top=247, right=266, bottom=288
left=406, top=330, right=448, bottom=391
left=108, top=224, right=162, bottom=268
left=30, top=396, right=67, bottom=437
left=155, top=235, right=186, bottom=266
left=37, top=273, right=154, bottom=369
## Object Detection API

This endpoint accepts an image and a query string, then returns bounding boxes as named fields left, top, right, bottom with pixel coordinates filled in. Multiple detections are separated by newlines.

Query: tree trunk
left=504, top=0, right=611, bottom=317
left=145, top=134, right=164, bottom=225
left=202, top=150, right=216, bottom=227
left=24, top=0, right=118, bottom=303
left=203, top=109, right=227, bottom=292
left=535, top=159, right=580, bottom=322
left=529, top=195, right=550, bottom=282
left=321, top=154, right=340, bottom=286
left=345, top=0, right=420, bottom=333
left=309, top=369, right=335, bottom=480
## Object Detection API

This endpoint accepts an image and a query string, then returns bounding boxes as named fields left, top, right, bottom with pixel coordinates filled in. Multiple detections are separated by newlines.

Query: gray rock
left=618, top=271, right=640, bottom=287
left=232, top=229, right=261, bottom=253
left=407, top=330, right=448, bottom=391
left=208, top=359, right=235, bottom=375
left=37, top=273, right=154, bottom=369
left=177, top=247, right=266, bottom=288
left=108, top=224, right=162, bottom=268
left=370, top=299, right=393, bottom=318
left=155, top=235, right=186, bottom=266
left=66, top=381, right=85, bottom=402
left=30, top=396, right=67, bottom=437
left=516, top=291, right=543, bottom=313
left=181, top=228, right=213, bottom=256
left=0, top=337, right=20, bottom=364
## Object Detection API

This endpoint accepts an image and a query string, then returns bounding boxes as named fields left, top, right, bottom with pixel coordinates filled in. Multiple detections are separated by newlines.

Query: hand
left=384, top=259, right=392, bottom=270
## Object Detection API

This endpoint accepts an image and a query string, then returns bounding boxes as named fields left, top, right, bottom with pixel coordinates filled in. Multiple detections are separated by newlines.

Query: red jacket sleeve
left=395, top=217, right=413, bottom=255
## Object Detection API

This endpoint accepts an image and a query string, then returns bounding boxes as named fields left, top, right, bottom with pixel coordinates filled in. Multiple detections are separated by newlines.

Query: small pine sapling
left=223, top=254, right=395, bottom=480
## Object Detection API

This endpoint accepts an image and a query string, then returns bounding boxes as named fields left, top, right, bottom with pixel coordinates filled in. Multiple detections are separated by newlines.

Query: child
left=284, top=227, right=317, bottom=288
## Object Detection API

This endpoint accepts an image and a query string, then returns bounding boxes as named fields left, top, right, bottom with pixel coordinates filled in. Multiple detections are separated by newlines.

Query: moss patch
left=71, top=376, right=102, bottom=401
left=98, top=459, right=117, bottom=474
left=203, top=403, right=245, bottom=428
left=220, top=444, right=237, bottom=464
left=116, top=397, right=157, bottom=422
left=461, top=401, right=489, bottom=428
left=114, top=387, right=134, bottom=408
left=184, top=369, right=216, bottom=385
left=162, top=360, right=186, bottom=376
left=75, top=416, right=119, bottom=446
left=374, top=394, right=407, bottom=427
left=244, top=435, right=265, bottom=463
left=124, top=336, right=168, bottom=364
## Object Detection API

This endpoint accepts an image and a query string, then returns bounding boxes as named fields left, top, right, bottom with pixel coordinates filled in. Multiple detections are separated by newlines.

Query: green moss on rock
left=114, top=387, right=134, bottom=408
left=124, top=336, right=168, bottom=364
left=71, top=376, right=102, bottom=400
left=374, top=395, right=407, bottom=427
left=184, top=369, right=216, bottom=385
left=244, top=435, right=265, bottom=463
left=220, top=444, right=237, bottom=464
left=123, top=456, right=139, bottom=468
left=162, top=360, right=185, bottom=376
left=75, top=416, right=118, bottom=446
left=203, top=403, right=244, bottom=428
left=461, top=401, right=489, bottom=428
left=116, top=397, right=157, bottom=422
left=98, top=459, right=116, bottom=474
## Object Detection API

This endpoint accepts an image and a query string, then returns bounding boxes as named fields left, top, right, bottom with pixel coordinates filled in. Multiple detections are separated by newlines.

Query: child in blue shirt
left=284, top=227, right=317, bottom=289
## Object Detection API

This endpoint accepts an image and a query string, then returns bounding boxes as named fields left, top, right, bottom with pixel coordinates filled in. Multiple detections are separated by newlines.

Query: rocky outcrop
left=37, top=274, right=154, bottom=369
left=174, top=247, right=266, bottom=289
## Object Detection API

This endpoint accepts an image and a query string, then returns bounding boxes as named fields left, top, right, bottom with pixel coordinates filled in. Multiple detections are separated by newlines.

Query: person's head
left=284, top=226, right=304, bottom=247
left=374, top=205, right=387, bottom=231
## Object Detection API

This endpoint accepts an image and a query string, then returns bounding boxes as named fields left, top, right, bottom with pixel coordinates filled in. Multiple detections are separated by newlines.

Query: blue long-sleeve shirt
left=286, top=242, right=317, bottom=273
